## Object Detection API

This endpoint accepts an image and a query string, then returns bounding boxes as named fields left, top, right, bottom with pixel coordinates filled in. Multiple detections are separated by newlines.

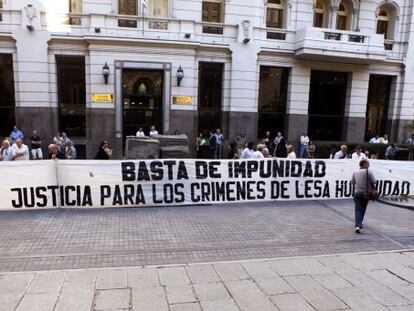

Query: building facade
left=0, top=0, right=413, bottom=158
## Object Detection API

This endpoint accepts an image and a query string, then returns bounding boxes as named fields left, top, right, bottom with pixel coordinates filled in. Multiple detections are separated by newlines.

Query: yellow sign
left=92, top=94, right=114, bottom=103
left=172, top=96, right=192, bottom=105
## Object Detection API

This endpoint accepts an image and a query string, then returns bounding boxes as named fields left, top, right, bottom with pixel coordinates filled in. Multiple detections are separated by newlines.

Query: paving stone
left=159, top=267, right=190, bottom=286
left=0, top=293, right=25, bottom=311
left=396, top=285, right=414, bottom=304
left=338, top=270, right=411, bottom=306
left=186, top=265, right=220, bottom=284
left=201, top=299, right=240, bottom=311
left=254, top=277, right=295, bottom=295
left=285, top=275, right=348, bottom=311
left=61, top=270, right=96, bottom=293
left=96, top=269, right=127, bottom=289
left=341, top=253, right=400, bottom=270
left=311, top=273, right=352, bottom=290
left=0, top=273, right=34, bottom=294
left=128, top=267, right=160, bottom=288
left=316, top=256, right=358, bottom=273
left=225, top=279, right=278, bottom=311
left=270, top=258, right=331, bottom=276
left=270, top=293, right=315, bottom=311
left=242, top=261, right=278, bottom=279
left=365, top=269, right=410, bottom=288
left=94, top=289, right=130, bottom=310
left=54, top=290, right=94, bottom=311
left=387, top=265, right=414, bottom=284
left=333, top=286, right=388, bottom=311
left=65, top=270, right=96, bottom=283
left=166, top=285, right=196, bottom=304
left=132, top=287, right=169, bottom=311
left=192, top=282, right=230, bottom=301
left=388, top=306, right=414, bottom=311
left=16, top=293, right=59, bottom=311
left=28, top=271, right=66, bottom=293
left=213, top=262, right=250, bottom=281
left=169, top=302, right=201, bottom=311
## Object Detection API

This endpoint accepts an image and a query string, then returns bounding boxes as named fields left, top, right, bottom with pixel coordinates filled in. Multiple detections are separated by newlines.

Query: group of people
left=0, top=125, right=113, bottom=161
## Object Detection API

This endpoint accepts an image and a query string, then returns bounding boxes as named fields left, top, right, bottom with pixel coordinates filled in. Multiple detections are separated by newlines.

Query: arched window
left=313, top=0, right=326, bottom=28
left=376, top=8, right=391, bottom=39
left=266, top=0, right=285, bottom=29
left=336, top=3, right=348, bottom=30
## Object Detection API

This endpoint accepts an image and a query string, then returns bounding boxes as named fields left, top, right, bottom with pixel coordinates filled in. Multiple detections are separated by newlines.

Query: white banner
left=0, top=159, right=413, bottom=210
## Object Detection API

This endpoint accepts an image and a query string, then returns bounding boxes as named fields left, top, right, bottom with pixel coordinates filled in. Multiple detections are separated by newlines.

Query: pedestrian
left=307, top=141, right=316, bottom=158
left=0, top=140, right=14, bottom=161
left=352, top=159, right=377, bottom=233
left=65, top=140, right=77, bottom=159
left=334, top=145, right=349, bottom=159
left=30, top=130, right=43, bottom=160
left=235, top=133, right=247, bottom=156
left=261, top=147, right=270, bottom=158
left=136, top=127, right=145, bottom=137
left=240, top=142, right=255, bottom=159
left=95, top=140, right=113, bottom=159
left=299, top=132, right=310, bottom=158
left=252, top=144, right=265, bottom=159
left=10, top=125, right=24, bottom=145
left=405, top=133, right=414, bottom=160
left=61, top=132, right=70, bottom=145
left=263, top=131, right=272, bottom=151
left=286, top=145, right=297, bottom=159
left=48, top=144, right=65, bottom=159
left=380, top=134, right=389, bottom=144
left=329, top=148, right=336, bottom=159
left=273, top=132, right=287, bottom=158
left=351, top=146, right=367, bottom=161
left=149, top=125, right=159, bottom=137
left=213, top=128, right=224, bottom=159
left=53, top=132, right=64, bottom=151
left=369, top=134, right=381, bottom=144
left=195, top=132, right=207, bottom=158
left=12, top=138, right=30, bottom=161
left=226, top=142, right=239, bottom=159
left=385, top=143, right=399, bottom=160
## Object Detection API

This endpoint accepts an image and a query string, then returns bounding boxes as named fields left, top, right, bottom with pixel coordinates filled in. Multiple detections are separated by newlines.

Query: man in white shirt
left=136, top=127, right=145, bottom=137
left=334, top=145, right=349, bottom=159
left=0, top=140, right=14, bottom=161
left=12, top=138, right=30, bottom=161
left=149, top=125, right=159, bottom=137
left=252, top=144, right=265, bottom=159
left=351, top=146, right=367, bottom=161
left=369, top=135, right=381, bottom=144
left=406, top=133, right=414, bottom=160
left=240, top=142, right=255, bottom=159
left=299, top=132, right=310, bottom=158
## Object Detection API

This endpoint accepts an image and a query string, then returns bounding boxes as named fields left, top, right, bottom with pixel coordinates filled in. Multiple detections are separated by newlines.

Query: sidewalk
left=1, top=250, right=414, bottom=311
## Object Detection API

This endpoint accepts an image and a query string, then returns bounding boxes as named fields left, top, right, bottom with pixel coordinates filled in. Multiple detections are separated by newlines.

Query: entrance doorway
left=365, top=75, right=392, bottom=141
left=198, top=62, right=224, bottom=135
left=0, top=54, right=15, bottom=138
left=122, top=69, right=164, bottom=139
left=308, top=70, right=348, bottom=141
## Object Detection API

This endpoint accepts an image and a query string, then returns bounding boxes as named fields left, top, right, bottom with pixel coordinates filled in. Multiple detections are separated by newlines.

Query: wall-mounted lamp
left=176, top=65, right=184, bottom=87
left=102, top=62, right=110, bottom=84
left=25, top=4, right=36, bottom=32
left=26, top=25, right=35, bottom=32
left=184, top=33, right=191, bottom=39
left=95, top=27, right=101, bottom=33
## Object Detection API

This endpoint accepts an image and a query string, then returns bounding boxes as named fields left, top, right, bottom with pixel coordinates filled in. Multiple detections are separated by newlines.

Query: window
left=336, top=3, right=348, bottom=30
left=0, top=0, right=3, bottom=22
left=202, top=0, right=224, bottom=34
left=69, top=0, right=82, bottom=25
left=118, top=0, right=138, bottom=27
left=148, top=0, right=168, bottom=18
left=258, top=66, right=289, bottom=138
left=56, top=56, right=86, bottom=137
left=313, top=0, right=326, bottom=28
left=0, top=54, right=16, bottom=138
left=376, top=9, right=390, bottom=39
left=266, top=0, right=284, bottom=29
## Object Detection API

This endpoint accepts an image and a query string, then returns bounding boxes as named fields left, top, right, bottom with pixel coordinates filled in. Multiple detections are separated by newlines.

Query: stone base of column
left=285, top=114, right=308, bottom=146
left=170, top=109, right=197, bottom=156
left=223, top=111, right=258, bottom=144
left=342, top=116, right=366, bottom=143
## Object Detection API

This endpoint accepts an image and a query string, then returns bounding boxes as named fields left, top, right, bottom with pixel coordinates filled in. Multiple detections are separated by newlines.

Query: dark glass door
left=308, top=70, right=348, bottom=141
left=122, top=69, right=164, bottom=138
left=0, top=54, right=15, bottom=138
left=365, top=75, right=392, bottom=140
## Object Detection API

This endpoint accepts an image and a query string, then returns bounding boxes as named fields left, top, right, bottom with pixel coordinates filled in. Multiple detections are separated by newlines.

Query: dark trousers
left=354, top=192, right=369, bottom=228
left=214, top=145, right=222, bottom=159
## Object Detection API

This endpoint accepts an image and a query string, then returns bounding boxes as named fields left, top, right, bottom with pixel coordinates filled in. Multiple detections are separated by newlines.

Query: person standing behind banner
left=10, top=125, right=24, bottom=145
left=240, top=142, right=255, bottom=159
left=30, top=130, right=43, bottom=160
left=406, top=133, right=414, bottom=160
left=95, top=140, right=113, bottom=160
left=286, top=145, right=297, bottom=159
left=0, top=140, right=14, bottom=161
left=65, top=140, right=77, bottom=160
left=299, top=132, right=310, bottom=158
left=351, top=146, right=367, bottom=161
left=334, top=145, right=349, bottom=159
left=213, top=128, right=224, bottom=159
left=273, top=132, right=287, bottom=158
left=48, top=144, right=65, bottom=159
left=352, top=159, right=377, bottom=233
left=12, top=138, right=29, bottom=161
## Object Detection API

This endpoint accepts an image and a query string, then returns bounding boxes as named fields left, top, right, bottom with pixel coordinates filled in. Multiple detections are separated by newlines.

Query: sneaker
left=355, top=227, right=361, bottom=234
